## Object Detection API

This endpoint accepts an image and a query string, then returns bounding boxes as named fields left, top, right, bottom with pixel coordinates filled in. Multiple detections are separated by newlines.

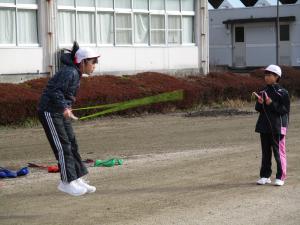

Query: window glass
left=182, top=16, right=194, bottom=43
left=235, top=27, right=244, bottom=42
left=77, top=12, right=95, bottom=44
left=134, top=13, right=149, bottom=44
left=0, top=0, right=15, bottom=3
left=97, top=12, right=114, bottom=44
left=58, top=11, right=75, bottom=45
left=116, top=13, right=132, bottom=44
left=151, top=14, right=164, bottom=44
left=150, top=0, right=164, bottom=10
left=76, top=0, right=94, bottom=7
left=57, top=0, right=74, bottom=6
left=168, top=15, right=180, bottom=29
left=96, top=0, right=113, bottom=8
left=168, top=15, right=181, bottom=44
left=182, top=0, right=194, bottom=11
left=151, top=14, right=164, bottom=29
left=166, top=0, right=180, bottom=11
left=0, top=8, right=16, bottom=44
left=280, top=24, right=289, bottom=41
left=133, top=0, right=148, bottom=10
left=17, top=0, right=37, bottom=4
left=115, top=0, right=131, bottom=8
left=17, top=9, right=38, bottom=44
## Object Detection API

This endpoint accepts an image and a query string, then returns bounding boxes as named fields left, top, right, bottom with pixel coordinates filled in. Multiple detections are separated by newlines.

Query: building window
left=0, top=0, right=38, bottom=46
left=134, top=13, right=149, bottom=44
left=182, top=0, right=194, bottom=11
left=57, top=0, right=74, bottom=6
left=58, top=11, right=75, bottom=45
left=150, top=14, right=165, bottom=45
left=76, top=0, right=94, bottom=7
left=280, top=24, right=289, bottom=41
left=150, top=0, right=165, bottom=10
left=168, top=15, right=181, bottom=44
left=57, top=0, right=195, bottom=46
left=77, top=12, right=95, bottom=44
left=97, top=12, right=114, bottom=44
left=97, top=0, right=113, bottom=8
left=115, top=0, right=131, bottom=9
left=166, top=0, right=180, bottom=11
left=133, top=0, right=148, bottom=10
left=115, top=13, right=132, bottom=45
left=182, top=16, right=194, bottom=43
left=235, top=26, right=244, bottom=42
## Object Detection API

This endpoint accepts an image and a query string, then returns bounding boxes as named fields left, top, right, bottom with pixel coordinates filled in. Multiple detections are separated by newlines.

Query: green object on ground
left=94, top=158, right=123, bottom=167
left=76, top=90, right=183, bottom=120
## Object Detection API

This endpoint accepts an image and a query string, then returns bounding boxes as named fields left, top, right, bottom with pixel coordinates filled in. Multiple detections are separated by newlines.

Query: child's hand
left=258, top=97, right=264, bottom=104
left=264, top=92, right=272, bottom=105
left=252, top=92, right=263, bottom=104
left=63, top=108, right=78, bottom=120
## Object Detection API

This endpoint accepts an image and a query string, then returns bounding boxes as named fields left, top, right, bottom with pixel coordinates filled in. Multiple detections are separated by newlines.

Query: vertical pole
left=276, top=0, right=279, bottom=65
left=46, top=0, right=56, bottom=76
left=198, top=0, right=209, bottom=75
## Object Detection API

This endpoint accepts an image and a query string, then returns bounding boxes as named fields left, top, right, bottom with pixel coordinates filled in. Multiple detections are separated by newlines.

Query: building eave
left=223, top=16, right=296, bottom=24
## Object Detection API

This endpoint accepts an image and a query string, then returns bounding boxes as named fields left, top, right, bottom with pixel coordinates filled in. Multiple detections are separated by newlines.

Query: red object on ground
left=47, top=165, right=59, bottom=173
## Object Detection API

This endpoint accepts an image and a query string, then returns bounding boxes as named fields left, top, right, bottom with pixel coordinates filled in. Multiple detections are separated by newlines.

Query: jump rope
left=252, top=90, right=281, bottom=148
left=66, top=90, right=184, bottom=121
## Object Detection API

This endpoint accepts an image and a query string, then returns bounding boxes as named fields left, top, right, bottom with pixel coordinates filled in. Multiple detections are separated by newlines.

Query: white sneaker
left=58, top=180, right=87, bottom=196
left=256, top=177, right=271, bottom=185
left=274, top=179, right=284, bottom=186
left=76, top=178, right=96, bottom=193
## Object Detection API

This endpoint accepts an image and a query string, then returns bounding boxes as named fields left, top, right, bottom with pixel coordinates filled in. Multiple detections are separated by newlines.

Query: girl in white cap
left=254, top=64, right=290, bottom=186
left=38, top=41, right=100, bottom=196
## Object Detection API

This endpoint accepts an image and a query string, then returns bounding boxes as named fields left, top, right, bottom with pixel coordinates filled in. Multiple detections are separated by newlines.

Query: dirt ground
left=1, top=102, right=300, bottom=225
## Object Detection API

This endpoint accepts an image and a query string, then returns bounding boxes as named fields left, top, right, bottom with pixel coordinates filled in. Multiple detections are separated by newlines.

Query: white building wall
left=0, top=0, right=208, bottom=83
left=93, top=46, right=198, bottom=74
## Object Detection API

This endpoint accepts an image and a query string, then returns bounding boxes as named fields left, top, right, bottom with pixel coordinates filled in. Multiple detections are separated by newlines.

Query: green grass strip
left=79, top=90, right=183, bottom=120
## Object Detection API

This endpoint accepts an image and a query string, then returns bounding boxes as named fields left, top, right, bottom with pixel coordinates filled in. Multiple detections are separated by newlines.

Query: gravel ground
left=0, top=102, right=300, bottom=225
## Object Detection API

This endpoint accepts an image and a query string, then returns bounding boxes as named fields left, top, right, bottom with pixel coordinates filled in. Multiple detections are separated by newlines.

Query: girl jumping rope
left=254, top=64, right=290, bottom=186
left=38, top=41, right=100, bottom=196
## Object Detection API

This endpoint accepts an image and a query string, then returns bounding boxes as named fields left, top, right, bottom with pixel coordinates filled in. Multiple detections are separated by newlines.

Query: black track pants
left=38, top=111, right=88, bottom=183
left=259, top=133, right=287, bottom=180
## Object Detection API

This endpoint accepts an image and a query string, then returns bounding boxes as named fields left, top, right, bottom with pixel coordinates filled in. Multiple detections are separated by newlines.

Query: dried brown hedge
left=0, top=68, right=299, bottom=125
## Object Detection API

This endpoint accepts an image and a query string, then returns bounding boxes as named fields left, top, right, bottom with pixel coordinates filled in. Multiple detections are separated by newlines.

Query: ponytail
left=71, top=41, right=79, bottom=62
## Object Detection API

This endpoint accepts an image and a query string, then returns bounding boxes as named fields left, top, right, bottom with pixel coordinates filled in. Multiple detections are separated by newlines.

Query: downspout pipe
left=46, top=0, right=56, bottom=77
left=197, top=0, right=209, bottom=75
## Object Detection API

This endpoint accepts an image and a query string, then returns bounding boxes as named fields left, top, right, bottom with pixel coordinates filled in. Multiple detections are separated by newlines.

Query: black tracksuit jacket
left=255, top=83, right=290, bottom=135
left=38, top=53, right=81, bottom=113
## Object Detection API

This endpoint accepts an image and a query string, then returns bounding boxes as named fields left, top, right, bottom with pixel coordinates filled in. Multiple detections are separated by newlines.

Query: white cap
left=75, top=48, right=100, bottom=64
left=265, top=64, right=282, bottom=77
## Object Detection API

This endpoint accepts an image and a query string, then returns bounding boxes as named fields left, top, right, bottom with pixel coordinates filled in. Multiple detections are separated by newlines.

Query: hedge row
left=0, top=67, right=299, bottom=125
